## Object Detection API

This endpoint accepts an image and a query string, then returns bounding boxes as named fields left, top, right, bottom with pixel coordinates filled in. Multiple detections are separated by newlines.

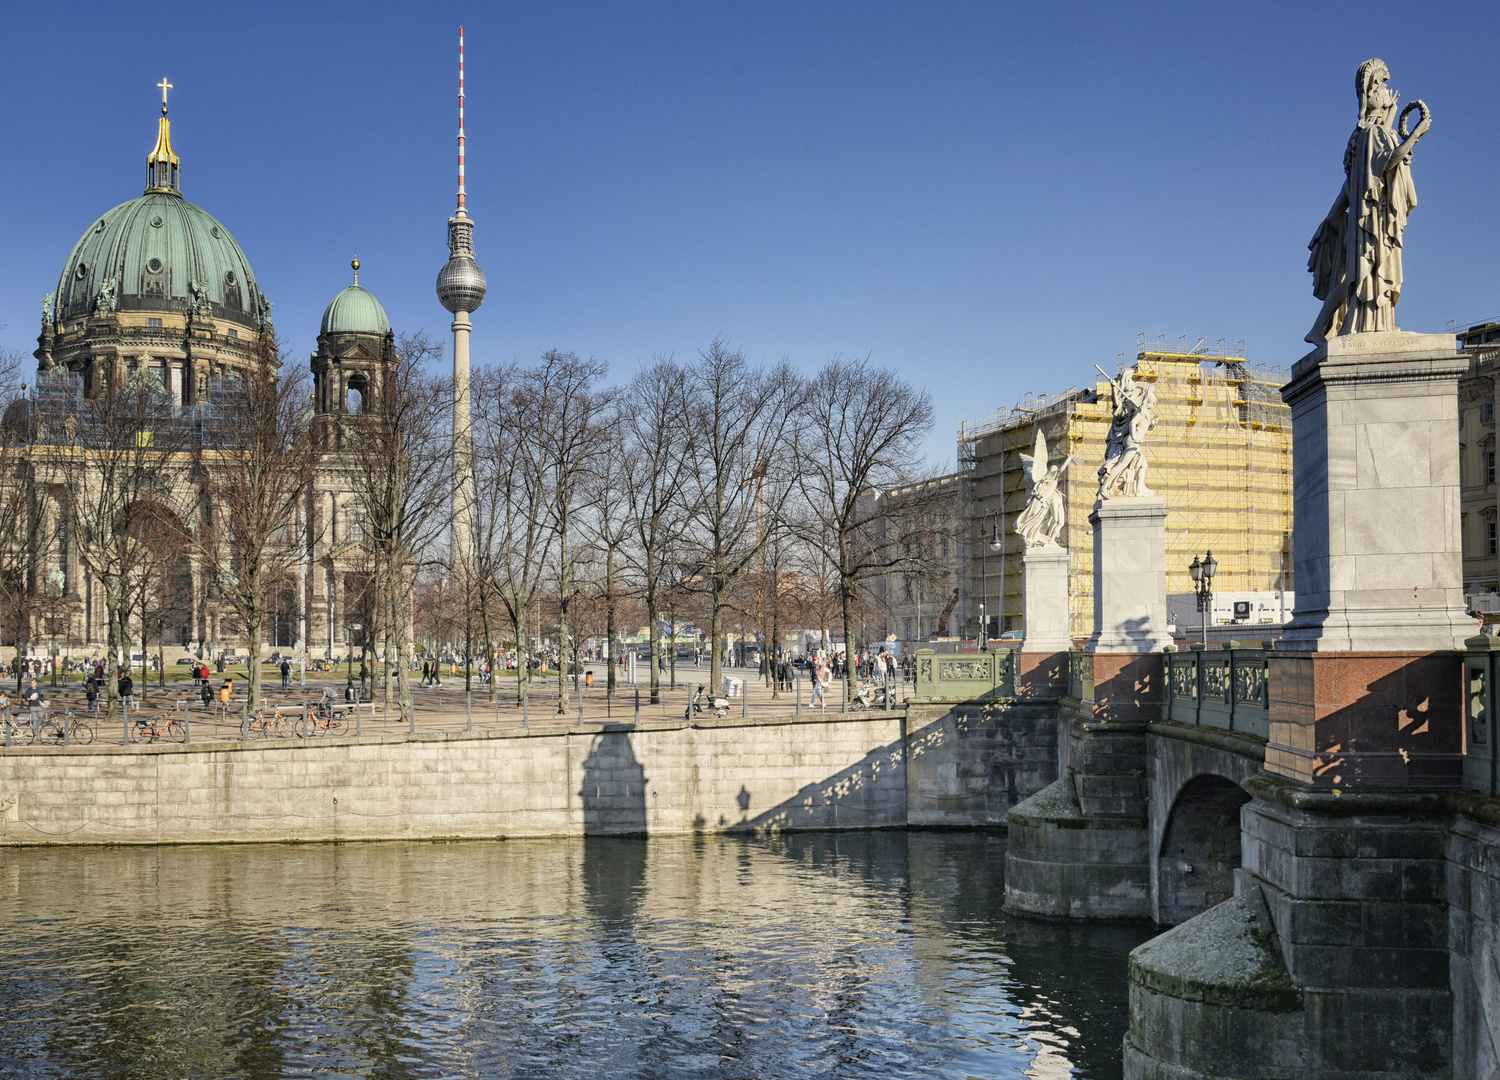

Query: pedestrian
left=280, top=658, right=292, bottom=691
left=84, top=673, right=99, bottom=713
left=118, top=671, right=135, bottom=711
left=811, top=660, right=827, bottom=712
left=200, top=677, right=213, bottom=709
left=421, top=658, right=430, bottom=687
left=23, top=679, right=43, bottom=715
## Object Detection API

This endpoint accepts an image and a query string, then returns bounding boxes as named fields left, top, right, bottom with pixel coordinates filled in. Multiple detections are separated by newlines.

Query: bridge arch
left=1155, top=773, right=1250, bottom=926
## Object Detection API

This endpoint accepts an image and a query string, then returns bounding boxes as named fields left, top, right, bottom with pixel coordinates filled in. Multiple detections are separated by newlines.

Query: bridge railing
left=1465, top=634, right=1500, bottom=795
left=1163, top=646, right=1269, bottom=741
left=912, top=648, right=1015, bottom=701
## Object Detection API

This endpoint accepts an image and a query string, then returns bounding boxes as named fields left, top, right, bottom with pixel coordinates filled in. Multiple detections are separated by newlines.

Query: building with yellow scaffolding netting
left=959, top=336, right=1294, bottom=640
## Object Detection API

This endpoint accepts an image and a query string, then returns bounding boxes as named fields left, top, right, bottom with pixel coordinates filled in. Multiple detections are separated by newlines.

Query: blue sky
left=2, top=1, right=1498, bottom=465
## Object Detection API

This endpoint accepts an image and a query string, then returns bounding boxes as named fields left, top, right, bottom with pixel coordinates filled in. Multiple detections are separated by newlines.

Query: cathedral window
left=227, top=328, right=238, bottom=339
left=147, top=318, right=162, bottom=328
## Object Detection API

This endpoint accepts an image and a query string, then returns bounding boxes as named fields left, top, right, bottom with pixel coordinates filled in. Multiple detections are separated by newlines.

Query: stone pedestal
left=1279, top=331, right=1476, bottom=652
left=1006, top=651, right=1160, bottom=920
left=1125, top=778, right=1454, bottom=1079
left=1020, top=544, right=1072, bottom=653
left=1085, top=497, right=1172, bottom=653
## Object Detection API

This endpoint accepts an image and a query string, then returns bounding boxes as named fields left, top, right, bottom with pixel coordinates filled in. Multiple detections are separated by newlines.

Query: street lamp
left=1188, top=551, right=1218, bottom=647
left=978, top=509, right=1003, bottom=648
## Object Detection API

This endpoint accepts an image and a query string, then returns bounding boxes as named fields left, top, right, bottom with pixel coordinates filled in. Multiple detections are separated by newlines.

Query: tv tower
left=436, top=25, right=486, bottom=570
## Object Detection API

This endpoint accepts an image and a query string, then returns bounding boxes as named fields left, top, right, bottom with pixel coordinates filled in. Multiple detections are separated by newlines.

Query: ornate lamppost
left=1188, top=551, right=1217, bottom=648
left=978, top=509, right=1003, bottom=648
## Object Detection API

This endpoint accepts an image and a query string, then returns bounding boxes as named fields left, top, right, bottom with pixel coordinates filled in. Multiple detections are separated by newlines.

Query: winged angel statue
left=1016, top=429, right=1071, bottom=549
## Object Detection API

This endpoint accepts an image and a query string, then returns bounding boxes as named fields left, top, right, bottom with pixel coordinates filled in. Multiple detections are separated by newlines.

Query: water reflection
left=0, top=834, right=1152, bottom=1079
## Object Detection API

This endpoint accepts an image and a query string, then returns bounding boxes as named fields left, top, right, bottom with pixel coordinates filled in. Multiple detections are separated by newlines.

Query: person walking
left=117, top=671, right=134, bottom=711
left=421, top=658, right=430, bottom=687
left=280, top=658, right=292, bottom=691
left=811, top=659, right=827, bottom=712
left=84, top=673, right=99, bottom=713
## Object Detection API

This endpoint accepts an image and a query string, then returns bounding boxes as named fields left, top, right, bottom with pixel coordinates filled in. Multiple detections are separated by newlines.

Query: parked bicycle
left=302, top=698, right=348, bottom=737
left=246, top=710, right=296, bottom=740
left=131, top=712, right=185, bottom=744
left=36, top=712, right=95, bottom=746
left=1, top=710, right=35, bottom=744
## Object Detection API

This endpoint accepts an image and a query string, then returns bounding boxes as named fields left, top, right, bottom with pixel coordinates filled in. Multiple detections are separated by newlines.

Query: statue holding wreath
left=1306, top=59, right=1431, bottom=343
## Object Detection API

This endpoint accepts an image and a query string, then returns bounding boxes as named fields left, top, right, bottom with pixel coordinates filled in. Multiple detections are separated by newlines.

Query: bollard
left=578, top=686, right=583, bottom=725
left=742, top=681, right=748, bottom=718
left=124, top=700, right=131, bottom=746
left=408, top=699, right=414, bottom=736
left=523, top=683, right=529, bottom=728
left=356, top=703, right=362, bottom=738
left=304, top=703, right=310, bottom=738
left=796, top=674, right=801, bottom=716
left=184, top=703, right=191, bottom=744
left=3, top=706, right=9, bottom=747
left=63, top=709, right=70, bottom=747
left=467, top=692, right=473, bottom=732
left=634, top=688, right=640, bottom=723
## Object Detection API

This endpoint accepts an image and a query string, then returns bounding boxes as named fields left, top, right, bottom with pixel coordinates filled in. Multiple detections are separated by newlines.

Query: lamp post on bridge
left=978, top=509, right=1003, bottom=649
left=1188, top=551, right=1217, bottom=648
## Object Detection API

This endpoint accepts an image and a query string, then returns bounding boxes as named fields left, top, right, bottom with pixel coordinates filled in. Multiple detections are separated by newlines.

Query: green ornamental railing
left=912, top=648, right=1015, bottom=701
left=1465, top=634, right=1500, bottom=796
left=1162, top=646, right=1269, bottom=741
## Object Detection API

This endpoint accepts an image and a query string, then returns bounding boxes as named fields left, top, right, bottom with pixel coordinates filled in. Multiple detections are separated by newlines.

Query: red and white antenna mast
left=456, top=26, right=467, bottom=218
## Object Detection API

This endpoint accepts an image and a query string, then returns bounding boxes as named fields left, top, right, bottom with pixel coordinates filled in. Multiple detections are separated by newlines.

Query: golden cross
left=157, top=77, right=172, bottom=108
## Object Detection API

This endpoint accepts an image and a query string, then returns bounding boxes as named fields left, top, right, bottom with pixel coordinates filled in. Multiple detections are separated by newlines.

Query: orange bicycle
left=131, top=712, right=185, bottom=744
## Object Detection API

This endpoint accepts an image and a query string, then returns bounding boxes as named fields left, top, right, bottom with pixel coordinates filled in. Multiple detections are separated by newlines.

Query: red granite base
left=1016, top=651, right=1067, bottom=698
left=1265, top=651, right=1463, bottom=789
left=1089, top=653, right=1163, bottom=724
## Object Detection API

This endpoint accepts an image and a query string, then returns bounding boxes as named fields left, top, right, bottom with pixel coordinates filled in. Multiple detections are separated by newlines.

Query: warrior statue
left=1016, top=428, right=1071, bottom=548
left=1095, top=365, right=1158, bottom=501
left=1305, top=58, right=1431, bottom=343
left=95, top=277, right=118, bottom=314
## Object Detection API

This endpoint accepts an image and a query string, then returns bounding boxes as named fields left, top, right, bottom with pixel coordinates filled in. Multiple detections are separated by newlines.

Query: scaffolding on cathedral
left=959, top=335, right=1294, bottom=640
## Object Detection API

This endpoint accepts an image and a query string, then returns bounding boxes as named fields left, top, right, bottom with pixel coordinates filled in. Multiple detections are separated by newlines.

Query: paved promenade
left=2, top=662, right=909, bottom=745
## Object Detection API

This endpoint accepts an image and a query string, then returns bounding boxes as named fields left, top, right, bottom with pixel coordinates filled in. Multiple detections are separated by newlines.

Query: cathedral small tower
left=312, top=259, right=395, bottom=446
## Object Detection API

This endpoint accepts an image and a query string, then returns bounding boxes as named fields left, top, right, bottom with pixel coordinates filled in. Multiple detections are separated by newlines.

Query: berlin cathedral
left=21, top=91, right=390, bottom=661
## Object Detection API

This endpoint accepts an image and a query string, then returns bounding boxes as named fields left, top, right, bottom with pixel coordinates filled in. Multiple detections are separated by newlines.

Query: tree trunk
left=605, top=547, right=617, bottom=693
left=245, top=611, right=263, bottom=714
left=709, top=589, right=724, bottom=700
left=104, top=594, right=120, bottom=715
left=557, top=514, right=570, bottom=715
left=840, top=571, right=857, bottom=706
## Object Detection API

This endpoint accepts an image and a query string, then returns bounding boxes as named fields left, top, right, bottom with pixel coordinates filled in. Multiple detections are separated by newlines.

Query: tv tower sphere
left=436, top=242, right=486, bottom=314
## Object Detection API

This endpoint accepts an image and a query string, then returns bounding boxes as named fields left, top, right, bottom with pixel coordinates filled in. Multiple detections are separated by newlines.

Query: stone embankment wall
left=0, top=702, right=1057, bottom=845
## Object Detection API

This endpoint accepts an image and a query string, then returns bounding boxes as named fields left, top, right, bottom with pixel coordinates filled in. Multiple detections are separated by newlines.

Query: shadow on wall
left=580, top=726, right=649, bottom=835
left=731, top=727, right=912, bottom=833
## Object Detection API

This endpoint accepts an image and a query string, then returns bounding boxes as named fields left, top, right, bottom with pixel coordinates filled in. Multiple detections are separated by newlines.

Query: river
left=0, top=832, right=1154, bottom=1078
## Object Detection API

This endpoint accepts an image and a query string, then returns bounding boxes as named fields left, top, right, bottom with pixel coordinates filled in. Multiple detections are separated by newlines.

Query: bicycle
left=298, top=700, right=348, bottom=737
left=2, top=710, right=36, bottom=745
left=246, top=710, right=296, bottom=739
left=131, top=712, right=185, bottom=744
left=36, top=712, right=95, bottom=746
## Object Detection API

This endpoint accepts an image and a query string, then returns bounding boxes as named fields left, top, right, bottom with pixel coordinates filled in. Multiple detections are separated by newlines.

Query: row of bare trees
left=450, top=338, right=944, bottom=709
left=0, top=328, right=947, bottom=717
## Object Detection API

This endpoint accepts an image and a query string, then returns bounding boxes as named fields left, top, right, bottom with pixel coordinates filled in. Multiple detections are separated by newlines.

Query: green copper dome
left=53, top=192, right=266, bottom=329
left=320, top=282, right=390, bottom=336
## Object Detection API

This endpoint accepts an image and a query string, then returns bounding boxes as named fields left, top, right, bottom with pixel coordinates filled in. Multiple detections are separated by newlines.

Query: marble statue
left=1095, top=365, right=1158, bottom=501
left=1017, top=429, right=1071, bottom=548
left=41, top=292, right=54, bottom=321
left=1305, top=58, right=1431, bottom=344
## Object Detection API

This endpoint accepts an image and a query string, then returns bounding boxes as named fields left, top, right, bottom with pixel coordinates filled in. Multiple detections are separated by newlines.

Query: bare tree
left=343, top=332, right=453, bottom=722
left=583, top=407, right=631, bottom=694
left=796, top=356, right=935, bottom=698
left=189, top=336, right=320, bottom=712
left=473, top=363, right=552, bottom=705
left=681, top=339, right=803, bottom=694
left=618, top=357, right=692, bottom=704
left=519, top=350, right=613, bottom=714
left=60, top=361, right=192, bottom=714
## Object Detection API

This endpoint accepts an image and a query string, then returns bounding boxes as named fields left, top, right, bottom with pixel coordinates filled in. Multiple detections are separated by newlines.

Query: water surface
left=0, top=833, right=1153, bottom=1078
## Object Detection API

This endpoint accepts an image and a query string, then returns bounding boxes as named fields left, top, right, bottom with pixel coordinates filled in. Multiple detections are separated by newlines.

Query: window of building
left=227, top=328, right=238, bottom=339
left=1485, top=402, right=1495, bottom=423
left=1488, top=450, right=1495, bottom=487
left=146, top=317, right=162, bottom=328
left=1490, top=521, right=1497, bottom=557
